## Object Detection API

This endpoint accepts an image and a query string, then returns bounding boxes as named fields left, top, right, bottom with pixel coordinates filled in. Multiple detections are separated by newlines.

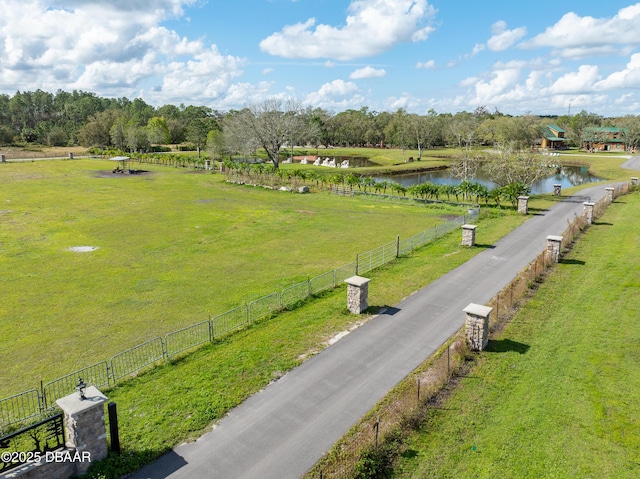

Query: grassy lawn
left=0, top=158, right=470, bottom=396
left=85, top=200, right=526, bottom=478
left=392, top=191, right=640, bottom=479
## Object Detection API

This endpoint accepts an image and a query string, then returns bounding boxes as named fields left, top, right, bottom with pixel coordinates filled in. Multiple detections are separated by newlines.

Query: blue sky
left=2, top=0, right=640, bottom=116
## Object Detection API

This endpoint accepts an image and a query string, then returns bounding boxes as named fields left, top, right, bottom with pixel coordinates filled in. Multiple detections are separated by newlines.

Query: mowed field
left=0, top=159, right=468, bottom=396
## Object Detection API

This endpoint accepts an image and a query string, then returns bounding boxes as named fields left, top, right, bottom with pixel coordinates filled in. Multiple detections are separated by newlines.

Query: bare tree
left=484, top=144, right=551, bottom=187
left=223, top=98, right=302, bottom=169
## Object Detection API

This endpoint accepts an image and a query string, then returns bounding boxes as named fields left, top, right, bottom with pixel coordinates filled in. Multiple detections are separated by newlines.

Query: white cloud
left=486, top=20, right=526, bottom=51
left=523, top=4, right=640, bottom=58
left=416, top=60, right=436, bottom=69
left=303, top=79, right=364, bottom=109
left=350, top=66, right=386, bottom=79
left=470, top=68, right=521, bottom=104
left=0, top=0, right=243, bottom=104
left=548, top=65, right=601, bottom=94
left=259, top=0, right=436, bottom=60
left=595, top=53, right=640, bottom=90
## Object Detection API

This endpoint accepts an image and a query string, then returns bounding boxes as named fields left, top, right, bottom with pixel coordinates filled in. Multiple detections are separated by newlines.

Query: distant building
left=541, top=124, right=568, bottom=150
left=582, top=127, right=626, bottom=152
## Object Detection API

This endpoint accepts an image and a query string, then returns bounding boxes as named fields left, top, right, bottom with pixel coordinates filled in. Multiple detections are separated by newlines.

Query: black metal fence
left=1, top=208, right=479, bottom=429
left=0, top=412, right=65, bottom=473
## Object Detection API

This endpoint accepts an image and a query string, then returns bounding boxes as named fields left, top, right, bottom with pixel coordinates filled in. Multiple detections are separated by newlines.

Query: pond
left=374, top=165, right=602, bottom=194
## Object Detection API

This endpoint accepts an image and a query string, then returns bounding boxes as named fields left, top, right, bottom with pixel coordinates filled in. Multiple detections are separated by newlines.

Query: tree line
left=3, top=89, right=640, bottom=165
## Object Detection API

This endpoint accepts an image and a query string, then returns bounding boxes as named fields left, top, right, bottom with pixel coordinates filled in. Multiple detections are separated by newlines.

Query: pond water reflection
left=374, top=165, right=601, bottom=194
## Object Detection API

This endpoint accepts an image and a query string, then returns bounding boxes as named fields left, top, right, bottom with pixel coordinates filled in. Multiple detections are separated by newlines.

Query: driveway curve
left=132, top=176, right=635, bottom=479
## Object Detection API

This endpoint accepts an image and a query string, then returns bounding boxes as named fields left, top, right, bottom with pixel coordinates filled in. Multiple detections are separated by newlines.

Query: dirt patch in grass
left=92, top=170, right=153, bottom=178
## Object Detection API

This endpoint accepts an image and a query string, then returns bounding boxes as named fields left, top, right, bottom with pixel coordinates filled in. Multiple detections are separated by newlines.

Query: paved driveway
left=132, top=178, right=631, bottom=479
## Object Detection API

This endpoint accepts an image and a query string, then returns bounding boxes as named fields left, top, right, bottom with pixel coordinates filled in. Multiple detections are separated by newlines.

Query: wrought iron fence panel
left=42, top=361, right=110, bottom=409
left=211, top=305, right=249, bottom=338
left=248, top=292, right=282, bottom=321
left=0, top=390, right=42, bottom=429
left=110, top=338, right=164, bottom=381
left=334, top=263, right=357, bottom=284
left=309, top=270, right=335, bottom=295
left=0, top=412, right=65, bottom=473
left=165, top=321, right=211, bottom=358
left=281, top=281, right=310, bottom=308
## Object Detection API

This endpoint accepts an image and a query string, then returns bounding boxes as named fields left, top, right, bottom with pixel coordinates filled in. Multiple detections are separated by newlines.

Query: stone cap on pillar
left=56, top=386, right=108, bottom=416
left=546, top=235, right=563, bottom=242
left=461, top=224, right=477, bottom=230
left=344, top=275, right=370, bottom=287
left=463, top=303, right=493, bottom=318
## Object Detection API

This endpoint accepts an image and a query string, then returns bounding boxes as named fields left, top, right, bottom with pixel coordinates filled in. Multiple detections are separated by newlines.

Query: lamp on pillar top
left=76, top=378, right=87, bottom=400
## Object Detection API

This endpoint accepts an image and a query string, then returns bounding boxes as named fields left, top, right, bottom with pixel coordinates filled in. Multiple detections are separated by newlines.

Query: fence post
left=108, top=402, right=121, bottom=454
left=396, top=235, right=400, bottom=257
left=374, top=419, right=379, bottom=448
left=39, top=380, right=45, bottom=412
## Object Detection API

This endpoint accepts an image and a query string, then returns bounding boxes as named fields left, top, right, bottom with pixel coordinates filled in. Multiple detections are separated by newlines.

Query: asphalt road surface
left=131, top=170, right=635, bottom=479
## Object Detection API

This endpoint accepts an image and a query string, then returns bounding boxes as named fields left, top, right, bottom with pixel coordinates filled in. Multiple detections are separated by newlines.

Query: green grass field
left=0, top=158, right=470, bottom=396
left=392, top=191, right=640, bottom=478
left=85, top=194, right=527, bottom=479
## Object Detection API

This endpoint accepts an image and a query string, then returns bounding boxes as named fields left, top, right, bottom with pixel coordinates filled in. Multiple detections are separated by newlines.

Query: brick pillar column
left=605, top=187, right=615, bottom=203
left=631, top=177, right=638, bottom=186
left=344, top=276, right=370, bottom=314
left=517, top=196, right=529, bottom=214
left=56, top=386, right=109, bottom=476
left=1, top=154, right=6, bottom=163
left=463, top=303, right=493, bottom=351
left=583, top=202, right=595, bottom=225
left=553, top=184, right=562, bottom=196
left=461, top=224, right=477, bottom=247
left=546, top=235, right=563, bottom=263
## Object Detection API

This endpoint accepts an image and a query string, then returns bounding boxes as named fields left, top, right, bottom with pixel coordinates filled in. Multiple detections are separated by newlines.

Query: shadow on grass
left=560, top=258, right=586, bottom=266
left=593, top=221, right=613, bottom=226
left=402, top=449, right=419, bottom=459
left=485, top=338, right=530, bottom=354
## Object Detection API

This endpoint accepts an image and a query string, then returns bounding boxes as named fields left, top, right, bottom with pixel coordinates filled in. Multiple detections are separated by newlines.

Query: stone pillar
left=68, top=152, right=74, bottom=160
left=56, top=386, right=109, bottom=476
left=517, top=196, right=529, bottom=214
left=583, top=202, right=595, bottom=225
left=1, top=154, right=6, bottom=163
left=631, top=177, right=638, bottom=186
left=344, top=276, right=371, bottom=314
left=463, top=303, right=493, bottom=351
left=546, top=235, right=563, bottom=263
left=204, top=159, right=211, bottom=170
left=553, top=184, right=562, bottom=196
left=605, top=187, right=615, bottom=203
left=461, top=224, right=477, bottom=247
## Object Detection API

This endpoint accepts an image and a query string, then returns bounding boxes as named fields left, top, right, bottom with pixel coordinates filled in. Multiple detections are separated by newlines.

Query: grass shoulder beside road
left=393, top=191, right=640, bottom=479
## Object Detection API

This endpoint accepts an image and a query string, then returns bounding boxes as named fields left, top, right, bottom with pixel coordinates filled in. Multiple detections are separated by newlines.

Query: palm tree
left=390, top=182, right=407, bottom=197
